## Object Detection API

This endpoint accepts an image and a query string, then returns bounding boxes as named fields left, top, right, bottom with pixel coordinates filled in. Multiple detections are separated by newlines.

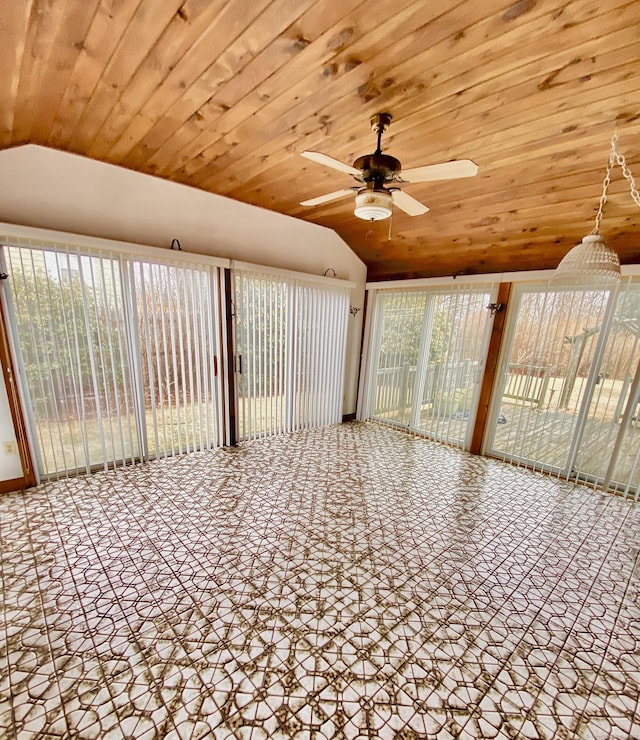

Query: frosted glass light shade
left=354, top=189, right=393, bottom=221
left=553, top=234, right=621, bottom=286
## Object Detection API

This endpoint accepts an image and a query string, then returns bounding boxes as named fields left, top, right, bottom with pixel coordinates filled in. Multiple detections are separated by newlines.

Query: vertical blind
left=292, top=282, right=348, bottom=431
left=129, top=260, right=222, bottom=458
left=234, top=270, right=349, bottom=440
left=574, top=281, right=640, bottom=496
left=234, top=271, right=287, bottom=439
left=3, top=246, right=138, bottom=475
left=361, top=283, right=495, bottom=449
left=2, top=243, right=224, bottom=479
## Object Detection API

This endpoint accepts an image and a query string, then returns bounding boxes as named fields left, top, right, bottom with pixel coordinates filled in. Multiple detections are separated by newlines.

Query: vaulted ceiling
left=1, top=0, right=639, bottom=280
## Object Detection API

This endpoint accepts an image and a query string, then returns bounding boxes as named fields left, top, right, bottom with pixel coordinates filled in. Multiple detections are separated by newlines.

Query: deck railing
left=503, top=363, right=551, bottom=407
left=374, top=360, right=480, bottom=415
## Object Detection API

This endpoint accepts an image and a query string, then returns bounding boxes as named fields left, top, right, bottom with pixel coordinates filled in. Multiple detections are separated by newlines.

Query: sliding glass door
left=413, top=289, right=492, bottom=444
left=234, top=271, right=287, bottom=439
left=564, top=283, right=640, bottom=494
left=485, top=279, right=639, bottom=496
left=4, top=247, right=138, bottom=475
left=234, top=269, right=349, bottom=440
left=362, top=284, right=496, bottom=449
left=1, top=244, right=224, bottom=479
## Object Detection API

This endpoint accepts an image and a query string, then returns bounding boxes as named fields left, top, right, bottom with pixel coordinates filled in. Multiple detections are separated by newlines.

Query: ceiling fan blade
left=301, top=150, right=360, bottom=176
left=300, top=188, right=355, bottom=207
left=392, top=190, right=430, bottom=216
left=400, top=159, right=478, bottom=183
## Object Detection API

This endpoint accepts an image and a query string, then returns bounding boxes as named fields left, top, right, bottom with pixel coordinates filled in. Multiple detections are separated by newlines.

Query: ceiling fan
left=300, top=113, right=478, bottom=221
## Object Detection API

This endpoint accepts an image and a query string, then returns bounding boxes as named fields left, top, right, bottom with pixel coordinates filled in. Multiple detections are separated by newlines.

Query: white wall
left=0, top=370, right=22, bottom=480
left=0, top=145, right=366, bottom=424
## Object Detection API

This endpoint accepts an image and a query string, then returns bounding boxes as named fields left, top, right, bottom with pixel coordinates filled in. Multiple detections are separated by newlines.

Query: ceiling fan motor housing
left=353, top=153, right=401, bottom=186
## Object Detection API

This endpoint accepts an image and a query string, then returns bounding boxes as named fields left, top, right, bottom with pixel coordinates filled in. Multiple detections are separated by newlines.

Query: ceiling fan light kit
left=300, top=112, right=478, bottom=221
left=354, top=189, right=393, bottom=221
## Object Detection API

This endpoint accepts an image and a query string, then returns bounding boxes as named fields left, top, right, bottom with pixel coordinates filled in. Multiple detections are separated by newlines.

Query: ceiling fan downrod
left=353, top=113, right=401, bottom=188
left=370, top=112, right=392, bottom=154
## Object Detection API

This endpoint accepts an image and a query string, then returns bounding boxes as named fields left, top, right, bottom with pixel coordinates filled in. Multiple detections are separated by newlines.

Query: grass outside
left=36, top=402, right=221, bottom=475
left=36, top=393, right=294, bottom=474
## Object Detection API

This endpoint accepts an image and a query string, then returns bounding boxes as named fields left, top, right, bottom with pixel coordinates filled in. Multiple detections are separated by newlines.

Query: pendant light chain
left=593, top=132, right=640, bottom=235
left=615, top=136, right=640, bottom=207
left=592, top=136, right=615, bottom=234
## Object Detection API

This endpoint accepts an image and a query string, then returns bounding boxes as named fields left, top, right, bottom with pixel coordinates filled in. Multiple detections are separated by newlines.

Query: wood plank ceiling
left=0, top=0, right=639, bottom=280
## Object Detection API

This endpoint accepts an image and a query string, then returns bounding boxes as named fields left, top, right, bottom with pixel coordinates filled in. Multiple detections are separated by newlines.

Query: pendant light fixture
left=553, top=132, right=640, bottom=286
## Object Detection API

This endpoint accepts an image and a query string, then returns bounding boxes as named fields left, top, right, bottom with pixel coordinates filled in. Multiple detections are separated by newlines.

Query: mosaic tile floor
left=1, top=422, right=639, bottom=739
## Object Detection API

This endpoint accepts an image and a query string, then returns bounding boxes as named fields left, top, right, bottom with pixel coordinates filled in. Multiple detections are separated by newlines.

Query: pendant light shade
left=553, top=234, right=621, bottom=286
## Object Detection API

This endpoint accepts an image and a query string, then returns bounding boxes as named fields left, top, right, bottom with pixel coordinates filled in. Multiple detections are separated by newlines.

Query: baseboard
left=0, top=477, right=26, bottom=494
left=342, top=413, right=357, bottom=422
